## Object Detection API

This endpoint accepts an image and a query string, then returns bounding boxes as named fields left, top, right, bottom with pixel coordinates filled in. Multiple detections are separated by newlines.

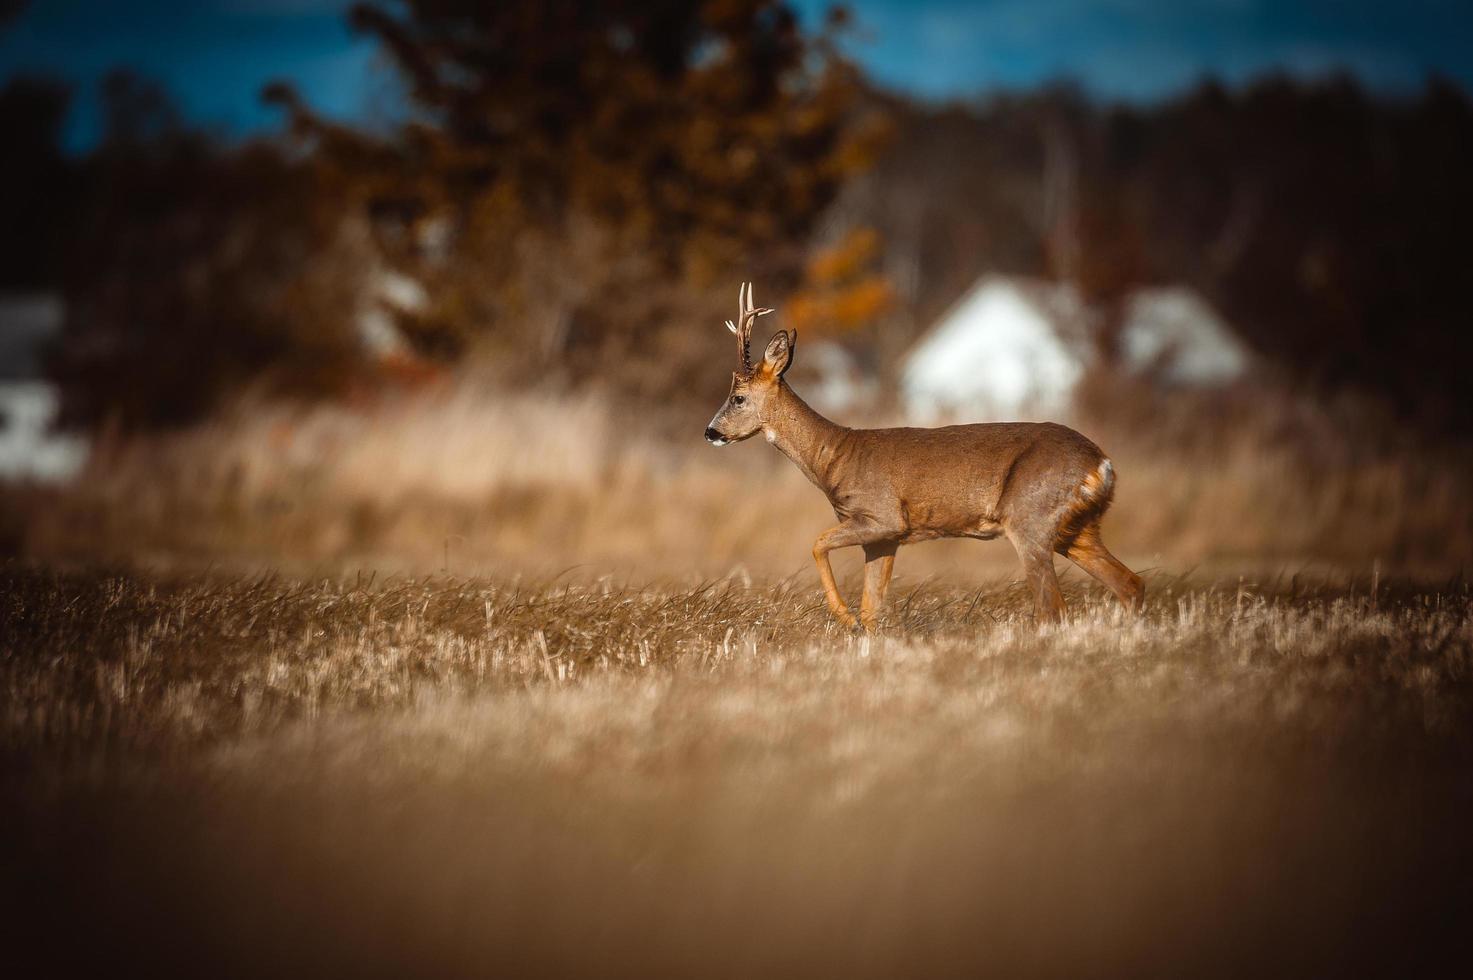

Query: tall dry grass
left=12, top=374, right=1471, bottom=579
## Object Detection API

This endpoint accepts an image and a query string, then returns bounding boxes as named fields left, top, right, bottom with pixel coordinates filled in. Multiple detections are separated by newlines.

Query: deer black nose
left=704, top=427, right=722, bottom=443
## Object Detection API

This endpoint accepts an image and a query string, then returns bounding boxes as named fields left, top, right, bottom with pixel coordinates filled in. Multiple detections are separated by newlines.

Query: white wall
left=1119, top=288, right=1250, bottom=384
left=901, top=279, right=1090, bottom=423
left=0, top=381, right=87, bottom=482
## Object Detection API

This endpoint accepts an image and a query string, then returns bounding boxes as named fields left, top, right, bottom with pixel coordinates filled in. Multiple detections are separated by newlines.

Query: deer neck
left=761, top=382, right=847, bottom=493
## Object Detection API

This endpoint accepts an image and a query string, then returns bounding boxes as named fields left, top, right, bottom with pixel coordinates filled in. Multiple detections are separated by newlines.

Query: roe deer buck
left=705, top=283, right=1144, bottom=630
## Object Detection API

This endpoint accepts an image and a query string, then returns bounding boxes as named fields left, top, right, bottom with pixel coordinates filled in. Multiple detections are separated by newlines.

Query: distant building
left=1118, top=286, right=1251, bottom=385
left=900, top=276, right=1249, bottom=422
left=0, top=294, right=87, bottom=482
left=901, top=277, right=1097, bottom=423
left=357, top=268, right=428, bottom=358
left=793, top=339, right=880, bottom=417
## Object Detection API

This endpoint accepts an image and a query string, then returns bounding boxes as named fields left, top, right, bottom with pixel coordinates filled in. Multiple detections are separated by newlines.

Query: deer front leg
left=813, top=523, right=889, bottom=630
left=813, top=528, right=858, bottom=629
left=860, top=542, right=898, bottom=632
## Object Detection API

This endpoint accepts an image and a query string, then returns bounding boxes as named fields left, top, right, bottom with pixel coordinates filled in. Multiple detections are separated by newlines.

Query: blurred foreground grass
left=3, top=565, right=1471, bottom=976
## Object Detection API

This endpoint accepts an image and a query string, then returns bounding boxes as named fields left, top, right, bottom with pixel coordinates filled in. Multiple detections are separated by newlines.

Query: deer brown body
left=706, top=284, right=1144, bottom=629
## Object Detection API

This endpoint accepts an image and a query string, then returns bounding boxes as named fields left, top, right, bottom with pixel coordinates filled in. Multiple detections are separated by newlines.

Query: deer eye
left=731, top=395, right=746, bottom=406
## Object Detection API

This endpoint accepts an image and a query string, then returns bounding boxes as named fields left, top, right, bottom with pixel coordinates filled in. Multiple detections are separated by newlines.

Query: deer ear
left=762, top=330, right=795, bottom=379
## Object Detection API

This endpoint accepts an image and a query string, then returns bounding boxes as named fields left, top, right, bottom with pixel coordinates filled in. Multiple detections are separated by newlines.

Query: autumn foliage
left=787, top=227, right=895, bottom=338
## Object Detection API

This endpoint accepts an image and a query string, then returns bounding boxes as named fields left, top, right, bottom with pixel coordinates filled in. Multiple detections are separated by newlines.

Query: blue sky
left=3, top=0, right=1471, bottom=151
left=799, top=0, right=1473, bottom=100
left=0, top=0, right=386, bottom=149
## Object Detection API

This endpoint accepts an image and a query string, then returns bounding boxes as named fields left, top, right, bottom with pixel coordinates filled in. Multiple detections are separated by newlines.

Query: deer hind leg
left=1063, top=522, right=1144, bottom=613
left=860, top=542, right=898, bottom=633
left=1007, top=532, right=1066, bottom=624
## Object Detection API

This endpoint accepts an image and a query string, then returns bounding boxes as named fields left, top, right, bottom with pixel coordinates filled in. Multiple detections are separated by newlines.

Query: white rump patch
left=1076, top=458, right=1114, bottom=501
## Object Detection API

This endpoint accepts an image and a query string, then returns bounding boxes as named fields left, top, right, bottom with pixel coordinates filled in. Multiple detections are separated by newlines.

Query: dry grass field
left=3, top=383, right=1472, bottom=976
left=4, top=564, right=1471, bottom=976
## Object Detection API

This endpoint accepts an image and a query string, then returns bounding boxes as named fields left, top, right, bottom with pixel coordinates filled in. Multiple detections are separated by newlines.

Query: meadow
left=9, top=3, right=1473, bottom=973
left=4, top=382, right=1472, bottom=976
left=4, top=564, right=1472, bottom=976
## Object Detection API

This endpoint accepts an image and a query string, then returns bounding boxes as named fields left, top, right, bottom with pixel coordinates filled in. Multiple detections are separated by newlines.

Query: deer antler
left=725, top=282, right=774, bottom=372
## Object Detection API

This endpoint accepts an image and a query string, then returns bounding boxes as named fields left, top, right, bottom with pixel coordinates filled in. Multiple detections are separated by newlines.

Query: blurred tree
left=1126, top=75, right=1473, bottom=433
left=0, top=74, right=76, bottom=288
left=787, top=226, right=894, bottom=338
left=96, top=70, right=183, bottom=150
left=270, top=0, right=884, bottom=391
left=51, top=72, right=369, bottom=430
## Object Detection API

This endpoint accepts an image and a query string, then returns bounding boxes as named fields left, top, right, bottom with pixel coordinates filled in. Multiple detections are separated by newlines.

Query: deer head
left=705, top=283, right=795, bottom=446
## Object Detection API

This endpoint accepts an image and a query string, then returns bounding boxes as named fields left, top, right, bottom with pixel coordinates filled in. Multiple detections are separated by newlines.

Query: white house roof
left=357, top=269, right=429, bottom=358
left=900, top=277, right=1251, bottom=424
left=0, top=294, right=86, bottom=482
left=1119, top=286, right=1250, bottom=384
left=900, top=277, right=1095, bottom=423
left=0, top=380, right=87, bottom=481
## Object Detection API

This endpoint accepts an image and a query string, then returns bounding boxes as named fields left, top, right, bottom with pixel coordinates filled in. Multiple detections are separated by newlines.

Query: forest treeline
left=3, top=0, right=1471, bottom=433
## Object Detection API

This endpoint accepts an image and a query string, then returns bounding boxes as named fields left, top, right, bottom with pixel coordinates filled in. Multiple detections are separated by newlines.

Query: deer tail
left=1056, top=458, right=1115, bottom=551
